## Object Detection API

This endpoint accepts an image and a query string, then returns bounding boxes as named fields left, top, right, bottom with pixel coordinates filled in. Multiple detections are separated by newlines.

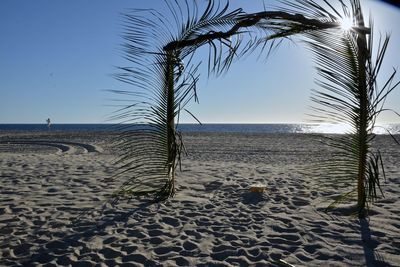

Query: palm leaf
left=110, top=0, right=399, bottom=211
left=251, top=0, right=399, bottom=216
left=290, top=0, right=399, bottom=216
left=111, top=0, right=245, bottom=201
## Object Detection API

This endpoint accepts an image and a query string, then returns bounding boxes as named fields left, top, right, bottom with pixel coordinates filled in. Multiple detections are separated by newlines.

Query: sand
left=0, top=131, right=399, bottom=266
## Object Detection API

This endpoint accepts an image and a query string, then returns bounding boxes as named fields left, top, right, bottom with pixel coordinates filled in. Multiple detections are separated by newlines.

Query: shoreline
left=1, top=121, right=400, bottom=136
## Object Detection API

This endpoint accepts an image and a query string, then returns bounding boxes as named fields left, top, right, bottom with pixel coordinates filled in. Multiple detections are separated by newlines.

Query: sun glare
left=340, top=16, right=353, bottom=31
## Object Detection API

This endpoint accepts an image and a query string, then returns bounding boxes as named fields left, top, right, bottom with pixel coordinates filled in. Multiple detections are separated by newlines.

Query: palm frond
left=242, top=1, right=341, bottom=60
left=296, top=0, right=399, bottom=216
left=109, top=0, right=399, bottom=211
left=163, top=0, right=246, bottom=75
left=111, top=0, right=245, bottom=201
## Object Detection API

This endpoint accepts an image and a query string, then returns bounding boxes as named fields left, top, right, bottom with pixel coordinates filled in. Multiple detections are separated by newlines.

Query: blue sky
left=1, top=0, right=399, bottom=124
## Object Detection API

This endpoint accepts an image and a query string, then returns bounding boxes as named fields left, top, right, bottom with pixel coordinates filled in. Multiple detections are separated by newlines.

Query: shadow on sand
left=359, top=218, right=391, bottom=267
left=241, top=191, right=267, bottom=205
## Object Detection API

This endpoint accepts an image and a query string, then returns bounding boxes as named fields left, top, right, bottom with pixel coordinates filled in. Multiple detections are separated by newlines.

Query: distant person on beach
left=46, top=118, right=51, bottom=130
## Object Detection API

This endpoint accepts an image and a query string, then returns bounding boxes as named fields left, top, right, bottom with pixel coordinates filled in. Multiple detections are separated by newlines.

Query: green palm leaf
left=291, top=0, right=399, bottom=216
left=251, top=0, right=399, bottom=216
left=111, top=0, right=245, bottom=201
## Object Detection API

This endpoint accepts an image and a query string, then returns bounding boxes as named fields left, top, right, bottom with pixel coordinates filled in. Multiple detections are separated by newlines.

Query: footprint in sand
left=161, top=216, right=181, bottom=227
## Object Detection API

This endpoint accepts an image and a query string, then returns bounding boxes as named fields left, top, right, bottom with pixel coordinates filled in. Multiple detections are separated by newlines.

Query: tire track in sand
left=0, top=140, right=100, bottom=154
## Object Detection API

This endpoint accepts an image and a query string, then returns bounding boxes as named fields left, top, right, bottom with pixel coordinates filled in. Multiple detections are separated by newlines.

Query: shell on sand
left=250, top=184, right=267, bottom=193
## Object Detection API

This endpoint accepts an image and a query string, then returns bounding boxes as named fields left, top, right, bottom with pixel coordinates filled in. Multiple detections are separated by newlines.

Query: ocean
left=0, top=123, right=399, bottom=134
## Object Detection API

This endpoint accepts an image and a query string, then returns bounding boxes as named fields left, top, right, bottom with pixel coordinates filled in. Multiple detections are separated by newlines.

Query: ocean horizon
left=0, top=123, right=399, bottom=135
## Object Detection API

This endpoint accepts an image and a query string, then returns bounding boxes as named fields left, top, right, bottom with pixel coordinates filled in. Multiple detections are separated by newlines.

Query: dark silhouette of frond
left=110, top=0, right=399, bottom=216
left=111, top=0, right=246, bottom=201
left=281, top=0, right=399, bottom=216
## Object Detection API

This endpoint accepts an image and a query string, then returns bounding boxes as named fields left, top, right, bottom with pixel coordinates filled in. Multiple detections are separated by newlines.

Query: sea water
left=0, top=123, right=399, bottom=134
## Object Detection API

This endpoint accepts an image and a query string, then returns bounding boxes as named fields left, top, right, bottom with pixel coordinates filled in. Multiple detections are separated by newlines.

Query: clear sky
left=1, top=0, right=399, bottom=124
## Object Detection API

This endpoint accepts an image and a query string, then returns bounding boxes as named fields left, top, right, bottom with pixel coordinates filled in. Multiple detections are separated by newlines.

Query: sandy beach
left=0, top=131, right=399, bottom=266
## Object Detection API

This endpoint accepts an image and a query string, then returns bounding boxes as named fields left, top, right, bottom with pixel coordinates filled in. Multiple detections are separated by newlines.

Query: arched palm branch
left=111, top=0, right=399, bottom=217
left=110, top=0, right=340, bottom=202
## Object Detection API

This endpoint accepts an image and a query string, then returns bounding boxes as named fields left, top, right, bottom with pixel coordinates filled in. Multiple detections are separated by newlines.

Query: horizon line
left=1, top=122, right=400, bottom=125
